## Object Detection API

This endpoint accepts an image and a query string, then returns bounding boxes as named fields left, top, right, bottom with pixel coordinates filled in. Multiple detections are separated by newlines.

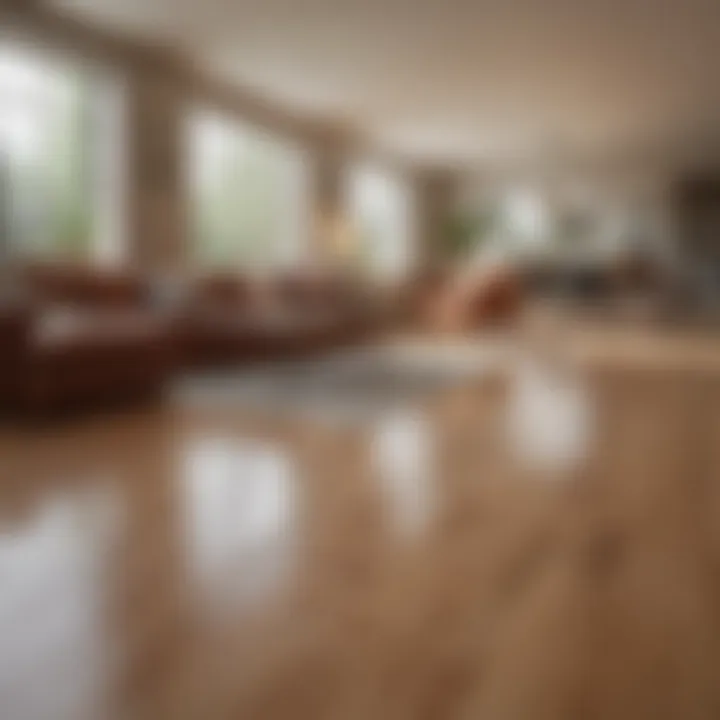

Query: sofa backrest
left=23, top=264, right=148, bottom=309
left=192, top=275, right=255, bottom=307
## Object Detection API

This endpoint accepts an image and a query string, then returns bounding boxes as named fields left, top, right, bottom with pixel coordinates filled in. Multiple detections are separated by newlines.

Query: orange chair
left=434, top=265, right=523, bottom=332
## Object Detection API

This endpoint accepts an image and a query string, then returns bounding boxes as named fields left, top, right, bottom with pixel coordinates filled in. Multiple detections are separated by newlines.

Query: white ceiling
left=49, top=0, right=720, bottom=168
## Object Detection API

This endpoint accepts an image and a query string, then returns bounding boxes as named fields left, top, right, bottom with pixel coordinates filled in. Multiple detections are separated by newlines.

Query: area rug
left=174, top=340, right=508, bottom=424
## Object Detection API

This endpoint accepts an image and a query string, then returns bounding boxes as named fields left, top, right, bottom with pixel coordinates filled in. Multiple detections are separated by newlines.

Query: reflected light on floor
left=0, top=486, right=118, bottom=720
left=371, top=411, right=435, bottom=537
left=183, top=437, right=297, bottom=611
left=507, top=356, right=593, bottom=474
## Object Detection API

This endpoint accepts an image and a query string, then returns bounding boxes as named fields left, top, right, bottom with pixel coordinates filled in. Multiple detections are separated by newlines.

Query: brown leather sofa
left=2, top=264, right=385, bottom=418
left=25, top=308, right=173, bottom=415
left=180, top=272, right=382, bottom=368
left=4, top=265, right=174, bottom=417
left=0, top=305, right=30, bottom=416
left=25, top=263, right=149, bottom=308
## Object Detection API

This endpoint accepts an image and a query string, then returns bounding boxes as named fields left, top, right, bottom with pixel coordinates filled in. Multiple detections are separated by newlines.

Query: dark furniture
left=4, top=265, right=174, bottom=418
left=180, top=272, right=382, bottom=368
left=2, top=264, right=384, bottom=419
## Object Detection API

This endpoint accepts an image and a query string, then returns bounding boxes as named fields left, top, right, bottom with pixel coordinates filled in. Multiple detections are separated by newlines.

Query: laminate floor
left=2, top=322, right=720, bottom=720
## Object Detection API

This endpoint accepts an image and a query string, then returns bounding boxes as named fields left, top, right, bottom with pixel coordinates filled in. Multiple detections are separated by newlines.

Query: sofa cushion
left=33, top=308, right=168, bottom=353
left=24, top=264, right=148, bottom=309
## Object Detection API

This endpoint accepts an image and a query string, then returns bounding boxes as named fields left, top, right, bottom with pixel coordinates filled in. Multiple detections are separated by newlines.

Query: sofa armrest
left=0, top=305, right=32, bottom=412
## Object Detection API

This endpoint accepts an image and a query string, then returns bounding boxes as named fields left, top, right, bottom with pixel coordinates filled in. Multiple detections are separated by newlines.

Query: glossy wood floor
left=2, top=320, right=720, bottom=720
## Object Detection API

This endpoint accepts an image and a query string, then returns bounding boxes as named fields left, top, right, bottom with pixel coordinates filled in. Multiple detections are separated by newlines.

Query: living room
left=2, top=1, right=720, bottom=719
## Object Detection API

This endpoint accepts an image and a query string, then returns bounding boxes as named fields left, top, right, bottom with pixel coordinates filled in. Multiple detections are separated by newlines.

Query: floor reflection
left=0, top=484, right=118, bottom=720
left=507, top=355, right=593, bottom=474
left=0, top=329, right=719, bottom=719
left=183, top=436, right=298, bottom=612
left=372, top=410, right=435, bottom=538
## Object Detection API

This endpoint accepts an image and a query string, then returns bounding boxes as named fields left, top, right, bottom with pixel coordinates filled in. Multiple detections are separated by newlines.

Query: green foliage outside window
left=1, top=54, right=95, bottom=260
left=193, top=118, right=296, bottom=270
left=443, top=205, right=498, bottom=262
left=47, top=76, right=93, bottom=258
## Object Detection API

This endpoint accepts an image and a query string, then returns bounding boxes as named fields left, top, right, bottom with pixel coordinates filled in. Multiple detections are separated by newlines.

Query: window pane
left=188, top=110, right=309, bottom=270
left=0, top=44, right=122, bottom=264
left=347, top=164, right=414, bottom=280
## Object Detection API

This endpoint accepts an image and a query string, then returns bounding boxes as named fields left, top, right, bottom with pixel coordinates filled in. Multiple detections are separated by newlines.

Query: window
left=458, top=188, right=553, bottom=263
left=499, top=189, right=551, bottom=251
left=347, top=163, right=414, bottom=280
left=188, top=110, right=309, bottom=270
left=0, top=43, right=124, bottom=264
